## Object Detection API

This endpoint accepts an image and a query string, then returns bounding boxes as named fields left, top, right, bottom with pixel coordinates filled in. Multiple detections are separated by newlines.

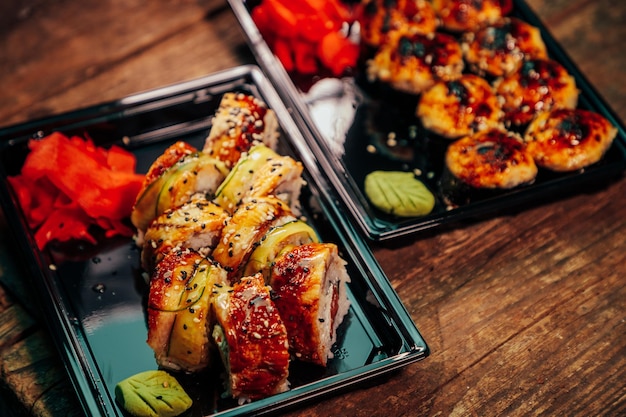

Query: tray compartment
left=0, top=66, right=428, bottom=416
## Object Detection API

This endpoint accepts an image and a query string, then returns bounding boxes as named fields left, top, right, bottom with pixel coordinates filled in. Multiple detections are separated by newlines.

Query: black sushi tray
left=0, top=66, right=429, bottom=416
left=228, top=0, right=626, bottom=241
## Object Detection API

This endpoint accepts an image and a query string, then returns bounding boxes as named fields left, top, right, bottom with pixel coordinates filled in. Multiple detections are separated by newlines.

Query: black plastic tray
left=228, top=0, right=626, bottom=241
left=0, top=66, right=429, bottom=416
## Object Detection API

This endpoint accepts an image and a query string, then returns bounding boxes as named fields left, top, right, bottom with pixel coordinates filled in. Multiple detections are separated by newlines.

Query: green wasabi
left=115, top=370, right=192, bottom=417
left=364, top=170, right=435, bottom=217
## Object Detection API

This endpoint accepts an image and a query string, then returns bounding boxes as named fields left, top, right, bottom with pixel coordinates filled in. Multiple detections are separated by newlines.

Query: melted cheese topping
left=417, top=74, right=504, bottom=139
left=494, top=58, right=579, bottom=127
left=446, top=128, right=538, bottom=189
left=524, top=108, right=618, bottom=172
left=359, top=0, right=439, bottom=47
left=462, top=17, right=548, bottom=77
left=367, top=31, right=464, bottom=94
left=432, top=0, right=507, bottom=32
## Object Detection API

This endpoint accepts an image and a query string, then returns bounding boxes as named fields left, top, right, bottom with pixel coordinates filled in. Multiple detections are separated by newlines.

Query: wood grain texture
left=0, top=0, right=624, bottom=416
left=0, top=0, right=254, bottom=128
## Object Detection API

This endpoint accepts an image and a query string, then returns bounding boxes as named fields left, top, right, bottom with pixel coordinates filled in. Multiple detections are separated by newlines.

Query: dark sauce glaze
left=226, top=94, right=269, bottom=153
left=449, top=0, right=487, bottom=27
left=436, top=0, right=510, bottom=30
left=479, top=18, right=531, bottom=53
left=457, top=130, right=529, bottom=187
left=224, top=275, right=290, bottom=399
left=394, top=32, right=460, bottom=70
left=446, top=79, right=496, bottom=126
left=271, top=244, right=338, bottom=366
left=550, top=109, right=605, bottom=149
left=505, top=59, right=570, bottom=126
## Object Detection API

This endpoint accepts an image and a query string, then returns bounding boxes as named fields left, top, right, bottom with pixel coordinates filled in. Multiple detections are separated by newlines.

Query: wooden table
left=0, top=0, right=624, bottom=416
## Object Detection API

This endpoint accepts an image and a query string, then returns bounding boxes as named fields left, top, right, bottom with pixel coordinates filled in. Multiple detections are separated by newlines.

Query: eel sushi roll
left=212, top=196, right=297, bottom=283
left=442, top=127, right=538, bottom=206
left=140, top=194, right=230, bottom=272
left=242, top=219, right=319, bottom=283
left=211, top=274, right=290, bottom=403
left=203, top=92, right=279, bottom=168
left=213, top=144, right=305, bottom=215
left=270, top=243, right=351, bottom=367
left=147, top=249, right=228, bottom=372
left=131, top=141, right=229, bottom=237
left=524, top=108, right=618, bottom=172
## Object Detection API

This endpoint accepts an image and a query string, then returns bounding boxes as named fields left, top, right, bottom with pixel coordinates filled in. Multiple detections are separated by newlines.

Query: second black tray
left=229, top=0, right=626, bottom=241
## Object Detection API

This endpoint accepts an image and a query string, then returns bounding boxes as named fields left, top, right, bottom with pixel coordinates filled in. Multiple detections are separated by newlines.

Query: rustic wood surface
left=0, top=0, right=624, bottom=416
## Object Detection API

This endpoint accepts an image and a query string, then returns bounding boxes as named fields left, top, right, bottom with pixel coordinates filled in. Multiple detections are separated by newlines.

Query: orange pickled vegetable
left=9, top=132, right=144, bottom=250
left=251, top=0, right=358, bottom=76
left=318, top=31, right=360, bottom=77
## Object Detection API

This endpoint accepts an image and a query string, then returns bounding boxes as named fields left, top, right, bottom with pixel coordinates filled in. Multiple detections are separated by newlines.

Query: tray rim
left=0, top=64, right=429, bottom=417
left=228, top=0, right=626, bottom=241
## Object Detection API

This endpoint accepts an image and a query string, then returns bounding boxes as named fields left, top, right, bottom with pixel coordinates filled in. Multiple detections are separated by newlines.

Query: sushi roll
left=203, top=92, right=279, bottom=168
left=132, top=89, right=357, bottom=403
left=443, top=128, right=537, bottom=205
left=213, top=144, right=304, bottom=215
left=147, top=249, right=228, bottom=373
left=416, top=74, right=504, bottom=139
left=212, top=196, right=297, bottom=283
left=431, top=0, right=511, bottom=33
left=358, top=0, right=439, bottom=48
left=132, top=141, right=194, bottom=235
left=270, top=243, right=351, bottom=366
left=462, top=17, right=548, bottom=78
left=211, top=274, right=290, bottom=402
left=366, top=30, right=465, bottom=95
left=141, top=194, right=230, bottom=272
left=131, top=141, right=229, bottom=237
left=524, top=108, right=618, bottom=172
left=136, top=141, right=196, bottom=191
left=242, top=219, right=320, bottom=283
left=494, top=58, right=578, bottom=128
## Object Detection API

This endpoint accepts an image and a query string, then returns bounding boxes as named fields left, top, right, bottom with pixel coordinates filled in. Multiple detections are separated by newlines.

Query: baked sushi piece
left=211, top=274, right=290, bottom=402
left=366, top=30, right=465, bottom=95
left=358, top=0, right=438, bottom=49
left=443, top=128, right=537, bottom=205
left=270, top=243, right=351, bottom=366
left=147, top=249, right=228, bottom=373
left=431, top=0, right=511, bottom=33
left=416, top=74, right=504, bottom=139
left=213, top=144, right=304, bottom=215
left=524, top=108, right=618, bottom=172
left=494, top=58, right=578, bottom=128
left=140, top=194, right=230, bottom=272
left=212, top=196, right=297, bottom=283
left=131, top=141, right=229, bottom=237
left=203, top=92, right=279, bottom=168
left=462, top=17, right=548, bottom=78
